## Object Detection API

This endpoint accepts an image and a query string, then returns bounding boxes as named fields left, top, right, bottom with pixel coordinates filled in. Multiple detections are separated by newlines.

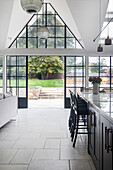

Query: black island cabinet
left=78, top=93, right=113, bottom=170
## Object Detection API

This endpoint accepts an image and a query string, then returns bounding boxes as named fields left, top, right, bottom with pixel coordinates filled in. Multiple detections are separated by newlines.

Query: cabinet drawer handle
left=105, top=128, right=112, bottom=153
left=105, top=127, right=107, bottom=150
left=90, top=110, right=94, bottom=127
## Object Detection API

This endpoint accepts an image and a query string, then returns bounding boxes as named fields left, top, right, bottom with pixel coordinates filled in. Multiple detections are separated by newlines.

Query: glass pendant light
left=104, top=0, right=112, bottom=45
left=97, top=0, right=103, bottom=52
left=37, top=2, right=50, bottom=39
left=20, top=0, right=43, bottom=14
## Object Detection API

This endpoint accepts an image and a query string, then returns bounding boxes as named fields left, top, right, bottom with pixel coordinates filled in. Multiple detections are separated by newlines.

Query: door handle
left=90, top=110, right=94, bottom=127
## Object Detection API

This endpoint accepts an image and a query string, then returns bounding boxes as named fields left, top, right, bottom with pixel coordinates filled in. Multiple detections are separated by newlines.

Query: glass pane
left=66, top=28, right=73, bottom=37
left=89, top=67, right=99, bottom=76
left=47, top=14, right=55, bottom=25
left=56, top=38, right=64, bottom=48
left=19, top=88, right=26, bottom=97
left=66, top=57, right=76, bottom=66
left=76, top=57, right=83, bottom=66
left=56, top=27, right=64, bottom=37
left=28, top=38, right=37, bottom=48
left=111, top=77, right=113, bottom=87
left=76, top=68, right=83, bottom=76
left=111, top=57, right=113, bottom=66
left=10, top=41, right=16, bottom=48
left=66, top=38, right=75, bottom=48
left=56, top=15, right=64, bottom=26
left=18, top=67, right=26, bottom=76
left=10, top=77, right=16, bottom=87
left=76, top=41, right=83, bottom=49
left=0, top=78, right=2, bottom=87
left=38, top=14, right=45, bottom=26
left=76, top=78, right=83, bottom=87
left=18, top=28, right=26, bottom=38
left=66, top=88, right=81, bottom=97
left=48, top=27, right=55, bottom=37
left=28, top=15, right=37, bottom=26
left=66, top=67, right=75, bottom=76
left=18, top=57, right=26, bottom=66
left=47, top=38, right=55, bottom=48
left=47, top=4, right=55, bottom=14
left=28, top=27, right=37, bottom=37
left=89, top=57, right=99, bottom=66
left=19, top=78, right=26, bottom=87
left=38, top=39, right=46, bottom=48
left=66, top=77, right=75, bottom=87
left=9, top=57, right=16, bottom=66
left=101, top=77, right=110, bottom=86
left=100, top=57, right=110, bottom=66
left=17, top=38, right=26, bottom=48
left=0, top=67, right=2, bottom=76
left=11, top=88, right=17, bottom=96
left=10, top=67, right=16, bottom=76
left=100, top=67, right=110, bottom=76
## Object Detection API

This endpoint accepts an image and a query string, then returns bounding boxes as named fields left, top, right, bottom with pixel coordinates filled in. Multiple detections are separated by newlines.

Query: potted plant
left=89, top=77, right=102, bottom=94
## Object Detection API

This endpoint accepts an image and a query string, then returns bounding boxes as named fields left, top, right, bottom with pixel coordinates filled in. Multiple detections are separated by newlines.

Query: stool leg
left=73, top=114, right=79, bottom=147
left=71, top=114, right=76, bottom=141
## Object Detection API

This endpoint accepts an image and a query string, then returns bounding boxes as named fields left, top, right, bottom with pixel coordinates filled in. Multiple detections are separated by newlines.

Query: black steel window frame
left=0, top=56, right=3, bottom=89
left=89, top=56, right=113, bottom=90
left=9, top=3, right=84, bottom=50
left=6, top=56, right=28, bottom=99
left=65, top=56, right=85, bottom=108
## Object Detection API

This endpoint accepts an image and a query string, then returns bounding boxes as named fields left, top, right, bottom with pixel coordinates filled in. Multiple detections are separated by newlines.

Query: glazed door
left=65, top=56, right=85, bottom=108
left=7, top=56, right=28, bottom=108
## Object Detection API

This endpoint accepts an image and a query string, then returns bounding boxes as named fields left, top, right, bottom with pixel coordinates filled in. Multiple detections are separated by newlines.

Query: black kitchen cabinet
left=88, top=107, right=100, bottom=170
left=99, top=115, right=113, bottom=170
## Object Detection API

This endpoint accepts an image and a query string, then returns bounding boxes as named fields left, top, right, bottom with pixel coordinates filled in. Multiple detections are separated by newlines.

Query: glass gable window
left=9, top=3, right=83, bottom=50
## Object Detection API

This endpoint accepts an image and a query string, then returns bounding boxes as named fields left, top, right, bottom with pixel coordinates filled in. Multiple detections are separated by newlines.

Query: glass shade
left=37, top=26, right=50, bottom=39
left=20, top=0, right=43, bottom=13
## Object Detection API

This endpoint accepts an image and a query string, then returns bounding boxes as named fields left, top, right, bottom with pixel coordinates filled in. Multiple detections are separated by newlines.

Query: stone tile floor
left=28, top=99, right=64, bottom=108
left=0, top=109, right=96, bottom=170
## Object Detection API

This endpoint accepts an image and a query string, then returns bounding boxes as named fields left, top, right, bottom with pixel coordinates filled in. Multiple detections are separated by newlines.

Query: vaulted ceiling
left=0, top=0, right=111, bottom=52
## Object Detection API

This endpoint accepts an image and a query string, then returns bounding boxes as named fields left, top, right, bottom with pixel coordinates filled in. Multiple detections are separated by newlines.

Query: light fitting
left=37, top=1, right=50, bottom=39
left=105, top=36, right=112, bottom=45
left=37, top=26, right=50, bottom=39
left=97, top=44, right=103, bottom=52
left=20, top=0, right=43, bottom=14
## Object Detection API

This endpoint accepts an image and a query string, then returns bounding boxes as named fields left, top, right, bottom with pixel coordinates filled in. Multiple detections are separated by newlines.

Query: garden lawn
left=28, top=79, right=64, bottom=87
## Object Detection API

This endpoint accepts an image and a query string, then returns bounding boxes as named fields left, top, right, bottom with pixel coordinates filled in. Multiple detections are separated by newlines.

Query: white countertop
left=79, top=92, right=113, bottom=119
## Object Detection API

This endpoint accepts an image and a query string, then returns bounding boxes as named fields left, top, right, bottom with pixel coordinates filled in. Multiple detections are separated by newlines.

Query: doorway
left=28, top=56, right=64, bottom=108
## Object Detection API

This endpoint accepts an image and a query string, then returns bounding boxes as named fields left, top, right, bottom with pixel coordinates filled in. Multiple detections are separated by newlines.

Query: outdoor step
left=39, top=96, right=64, bottom=99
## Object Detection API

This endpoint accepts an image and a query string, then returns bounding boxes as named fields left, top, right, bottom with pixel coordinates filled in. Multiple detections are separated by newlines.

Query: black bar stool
left=73, top=95, right=89, bottom=147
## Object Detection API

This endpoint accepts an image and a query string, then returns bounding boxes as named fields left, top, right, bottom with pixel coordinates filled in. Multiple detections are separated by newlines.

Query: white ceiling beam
left=0, top=48, right=113, bottom=57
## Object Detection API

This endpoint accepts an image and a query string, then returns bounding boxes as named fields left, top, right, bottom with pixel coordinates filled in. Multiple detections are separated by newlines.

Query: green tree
left=28, top=56, right=64, bottom=79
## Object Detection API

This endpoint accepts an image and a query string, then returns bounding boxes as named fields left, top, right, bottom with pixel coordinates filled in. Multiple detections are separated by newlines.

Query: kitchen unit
left=78, top=93, right=113, bottom=170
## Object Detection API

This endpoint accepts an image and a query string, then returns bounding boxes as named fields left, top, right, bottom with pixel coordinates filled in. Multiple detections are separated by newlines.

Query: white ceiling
left=0, top=0, right=110, bottom=52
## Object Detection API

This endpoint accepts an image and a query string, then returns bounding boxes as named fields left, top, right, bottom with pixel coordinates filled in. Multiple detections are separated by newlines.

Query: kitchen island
left=0, top=96, right=18, bottom=128
left=78, top=92, right=113, bottom=170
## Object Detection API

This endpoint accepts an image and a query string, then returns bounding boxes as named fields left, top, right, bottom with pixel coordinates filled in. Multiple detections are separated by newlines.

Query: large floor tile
left=12, top=139, right=38, bottom=149
left=45, top=139, right=60, bottom=149
left=0, top=149, right=17, bottom=164
left=60, top=147, right=91, bottom=160
left=70, top=160, right=91, bottom=170
left=0, top=141, right=15, bottom=148
left=28, top=160, right=69, bottom=170
left=11, top=149, right=35, bottom=164
left=0, top=165, right=28, bottom=170
left=32, top=149, right=59, bottom=160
